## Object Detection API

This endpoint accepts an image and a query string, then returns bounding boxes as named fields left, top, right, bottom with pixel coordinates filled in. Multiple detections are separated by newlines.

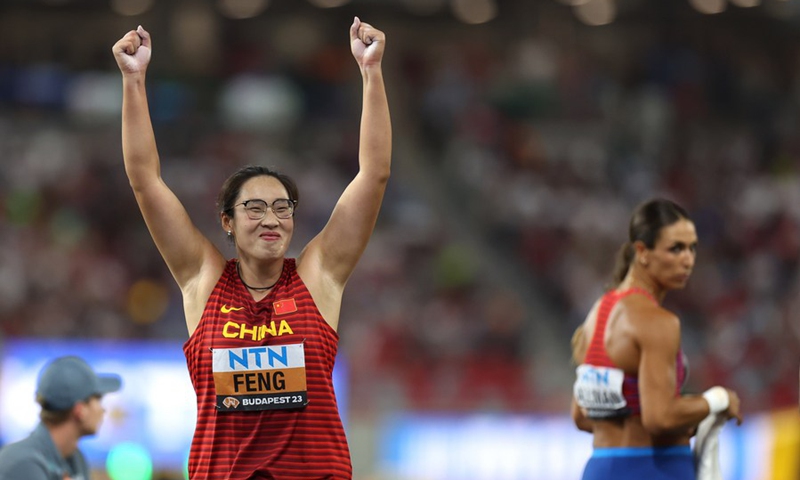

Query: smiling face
left=222, top=175, right=295, bottom=261
left=638, top=218, right=698, bottom=291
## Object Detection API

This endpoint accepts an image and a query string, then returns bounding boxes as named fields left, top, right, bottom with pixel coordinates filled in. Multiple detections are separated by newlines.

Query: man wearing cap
left=0, top=355, right=122, bottom=480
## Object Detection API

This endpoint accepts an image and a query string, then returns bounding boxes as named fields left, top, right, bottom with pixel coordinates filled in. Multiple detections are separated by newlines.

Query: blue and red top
left=582, top=288, right=687, bottom=418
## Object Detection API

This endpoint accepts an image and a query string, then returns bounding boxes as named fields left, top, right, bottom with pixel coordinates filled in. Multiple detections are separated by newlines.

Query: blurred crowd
left=0, top=1, right=798, bottom=419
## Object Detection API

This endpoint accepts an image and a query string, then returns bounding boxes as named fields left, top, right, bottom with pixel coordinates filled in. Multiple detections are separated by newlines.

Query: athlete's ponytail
left=610, top=241, right=635, bottom=288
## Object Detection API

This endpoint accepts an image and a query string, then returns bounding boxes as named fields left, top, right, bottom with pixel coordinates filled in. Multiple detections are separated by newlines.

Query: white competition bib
left=573, top=364, right=627, bottom=412
left=212, top=344, right=309, bottom=411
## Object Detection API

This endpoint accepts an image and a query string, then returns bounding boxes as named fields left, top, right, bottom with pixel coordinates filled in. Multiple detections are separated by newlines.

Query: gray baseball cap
left=36, top=356, right=122, bottom=411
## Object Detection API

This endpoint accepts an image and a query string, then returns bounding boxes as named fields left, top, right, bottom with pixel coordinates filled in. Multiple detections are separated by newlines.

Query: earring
left=227, top=231, right=233, bottom=238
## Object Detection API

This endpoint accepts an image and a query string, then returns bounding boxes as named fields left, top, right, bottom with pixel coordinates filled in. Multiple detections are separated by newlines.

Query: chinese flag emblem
left=273, top=298, right=297, bottom=315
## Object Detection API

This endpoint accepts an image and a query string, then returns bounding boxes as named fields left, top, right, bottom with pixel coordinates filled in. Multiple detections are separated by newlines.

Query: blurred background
left=0, top=0, right=799, bottom=478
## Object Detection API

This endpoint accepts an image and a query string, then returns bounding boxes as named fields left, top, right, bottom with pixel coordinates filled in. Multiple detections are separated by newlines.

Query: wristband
left=702, top=386, right=730, bottom=414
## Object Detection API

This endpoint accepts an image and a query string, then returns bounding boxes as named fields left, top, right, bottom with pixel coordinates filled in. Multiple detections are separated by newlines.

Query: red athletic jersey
left=184, top=258, right=351, bottom=479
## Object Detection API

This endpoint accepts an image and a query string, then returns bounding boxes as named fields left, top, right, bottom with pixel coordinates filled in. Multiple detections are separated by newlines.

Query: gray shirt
left=0, top=423, right=90, bottom=480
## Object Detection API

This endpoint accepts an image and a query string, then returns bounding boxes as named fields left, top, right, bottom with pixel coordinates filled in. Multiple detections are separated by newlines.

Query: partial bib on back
left=574, top=364, right=628, bottom=418
left=575, top=288, right=655, bottom=419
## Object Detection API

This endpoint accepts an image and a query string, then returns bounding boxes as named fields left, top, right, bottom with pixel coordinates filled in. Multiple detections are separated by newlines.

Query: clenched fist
left=112, top=25, right=152, bottom=77
left=350, top=17, right=385, bottom=72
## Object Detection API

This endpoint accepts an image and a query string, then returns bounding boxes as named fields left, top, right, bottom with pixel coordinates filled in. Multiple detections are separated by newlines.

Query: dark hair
left=217, top=165, right=299, bottom=219
left=610, top=198, right=691, bottom=287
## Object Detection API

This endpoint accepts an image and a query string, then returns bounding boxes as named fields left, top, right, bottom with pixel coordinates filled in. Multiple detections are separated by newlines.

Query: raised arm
left=636, top=309, right=742, bottom=435
left=299, top=18, right=391, bottom=289
left=113, top=27, right=224, bottom=332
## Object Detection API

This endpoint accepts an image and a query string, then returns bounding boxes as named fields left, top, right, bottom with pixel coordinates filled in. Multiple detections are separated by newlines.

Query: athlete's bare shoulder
left=619, top=294, right=681, bottom=349
left=618, top=292, right=675, bottom=321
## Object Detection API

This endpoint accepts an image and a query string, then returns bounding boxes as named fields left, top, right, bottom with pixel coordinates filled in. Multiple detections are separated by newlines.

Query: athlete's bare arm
left=298, top=17, right=391, bottom=331
left=634, top=304, right=717, bottom=435
left=113, top=27, right=225, bottom=334
left=570, top=324, right=594, bottom=432
left=571, top=398, right=594, bottom=433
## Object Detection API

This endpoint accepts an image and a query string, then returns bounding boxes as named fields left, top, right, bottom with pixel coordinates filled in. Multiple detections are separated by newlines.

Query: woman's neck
left=619, top=268, right=665, bottom=303
left=236, top=258, right=283, bottom=292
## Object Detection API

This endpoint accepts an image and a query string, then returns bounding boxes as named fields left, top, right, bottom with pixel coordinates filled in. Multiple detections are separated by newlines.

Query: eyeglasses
left=235, top=199, right=296, bottom=220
